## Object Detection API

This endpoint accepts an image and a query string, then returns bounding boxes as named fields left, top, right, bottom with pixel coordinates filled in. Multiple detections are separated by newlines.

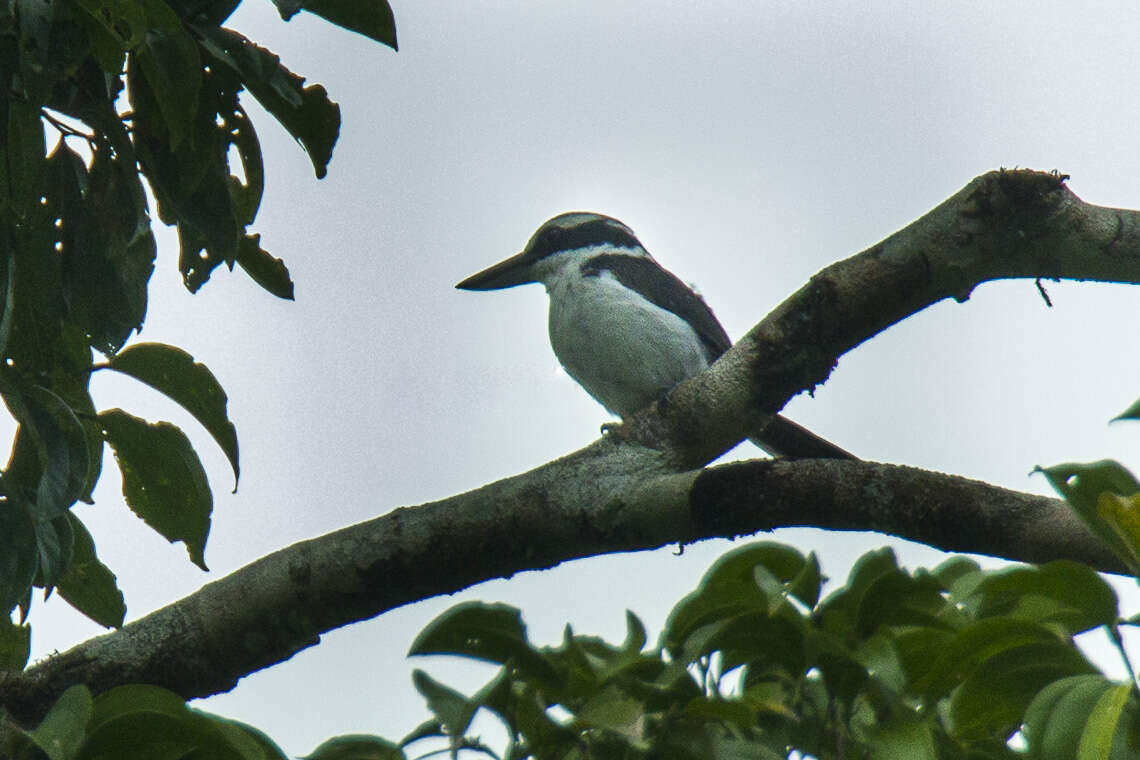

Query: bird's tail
left=750, top=414, right=857, bottom=460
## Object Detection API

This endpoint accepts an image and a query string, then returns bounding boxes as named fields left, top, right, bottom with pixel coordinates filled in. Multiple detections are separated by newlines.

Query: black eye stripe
left=530, top=218, right=641, bottom=259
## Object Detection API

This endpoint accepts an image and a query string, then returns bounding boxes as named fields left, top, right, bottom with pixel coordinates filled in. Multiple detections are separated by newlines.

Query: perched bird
left=457, top=212, right=854, bottom=460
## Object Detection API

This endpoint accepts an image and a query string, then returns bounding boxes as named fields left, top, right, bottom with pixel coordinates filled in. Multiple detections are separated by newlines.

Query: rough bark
left=2, top=169, right=1137, bottom=723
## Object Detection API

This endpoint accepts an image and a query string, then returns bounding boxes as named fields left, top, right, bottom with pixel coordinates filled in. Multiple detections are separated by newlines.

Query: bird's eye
left=542, top=227, right=567, bottom=251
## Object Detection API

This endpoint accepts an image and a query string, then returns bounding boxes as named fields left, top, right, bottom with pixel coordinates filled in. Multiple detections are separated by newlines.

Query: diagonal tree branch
left=632, top=168, right=1140, bottom=466
left=0, top=455, right=1120, bottom=724
left=2, top=169, right=1136, bottom=723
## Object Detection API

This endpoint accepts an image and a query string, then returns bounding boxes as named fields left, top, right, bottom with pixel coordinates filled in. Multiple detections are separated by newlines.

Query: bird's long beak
left=455, top=250, right=536, bottom=290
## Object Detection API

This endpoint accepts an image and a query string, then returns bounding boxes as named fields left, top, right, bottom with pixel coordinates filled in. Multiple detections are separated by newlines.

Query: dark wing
left=582, top=254, right=732, bottom=361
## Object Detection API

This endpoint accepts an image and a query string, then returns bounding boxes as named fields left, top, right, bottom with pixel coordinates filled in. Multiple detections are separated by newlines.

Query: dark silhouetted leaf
left=57, top=141, right=156, bottom=354
left=226, top=106, right=264, bottom=226
left=0, top=500, right=37, bottom=616
left=194, top=26, right=340, bottom=178
left=100, top=409, right=212, bottom=570
left=1112, top=398, right=1140, bottom=422
left=134, top=12, right=201, bottom=149
left=83, top=684, right=262, bottom=759
left=271, top=0, right=397, bottom=50
left=127, top=51, right=239, bottom=293
left=4, top=101, right=46, bottom=215
left=56, top=512, right=125, bottom=628
left=33, top=513, right=74, bottom=591
left=107, top=342, right=239, bottom=489
left=4, top=384, right=90, bottom=520
left=622, top=610, right=646, bottom=654
left=29, top=684, right=93, bottom=760
left=303, top=734, right=405, bottom=760
left=0, top=615, right=31, bottom=671
left=411, top=670, right=477, bottom=745
left=410, top=601, right=559, bottom=686
left=236, top=234, right=293, bottom=300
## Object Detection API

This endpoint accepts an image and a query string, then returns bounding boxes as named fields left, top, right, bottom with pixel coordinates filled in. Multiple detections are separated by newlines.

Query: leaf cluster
left=1, top=683, right=287, bottom=760
left=0, top=0, right=394, bottom=659
left=319, top=542, right=1140, bottom=760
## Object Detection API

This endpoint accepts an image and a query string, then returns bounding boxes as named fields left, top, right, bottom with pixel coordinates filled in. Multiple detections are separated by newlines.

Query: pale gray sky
left=23, top=1, right=1140, bottom=754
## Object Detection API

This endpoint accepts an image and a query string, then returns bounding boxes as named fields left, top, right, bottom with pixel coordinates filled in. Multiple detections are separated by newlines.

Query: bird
left=456, top=212, right=854, bottom=460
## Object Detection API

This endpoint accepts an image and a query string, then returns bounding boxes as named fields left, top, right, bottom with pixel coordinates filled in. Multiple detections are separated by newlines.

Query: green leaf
left=271, top=0, right=398, bottom=50
left=788, top=550, right=823, bottom=609
left=4, top=384, right=90, bottom=520
left=59, top=142, right=156, bottom=354
left=71, top=0, right=132, bottom=73
left=916, top=617, right=1084, bottom=698
left=5, top=100, right=46, bottom=215
left=0, top=500, right=37, bottom=615
left=959, top=561, right=1118, bottom=635
left=126, top=52, right=238, bottom=293
left=622, top=610, right=647, bottom=654
left=56, top=512, right=125, bottom=628
left=411, top=670, right=478, bottom=743
left=192, top=712, right=290, bottom=760
left=84, top=684, right=246, bottom=760
left=855, top=632, right=908, bottom=697
left=1024, top=675, right=1118, bottom=759
left=1095, top=492, right=1140, bottom=577
left=106, top=342, right=239, bottom=489
left=303, top=735, right=405, bottom=760
left=1037, top=461, right=1140, bottom=574
left=867, top=714, right=937, bottom=760
left=409, top=602, right=558, bottom=684
left=194, top=26, right=340, bottom=178
left=34, top=514, right=74, bottom=591
left=708, top=735, right=787, bottom=760
left=122, top=51, right=252, bottom=298
left=948, top=639, right=1098, bottom=740
left=0, top=616, right=31, bottom=671
left=226, top=107, right=264, bottom=227
left=235, top=234, right=294, bottom=300
left=1112, top=398, right=1140, bottom=422
left=816, top=547, right=900, bottom=638
left=99, top=409, right=212, bottom=570
left=14, top=0, right=83, bottom=104
left=575, top=685, right=648, bottom=747
left=680, top=611, right=805, bottom=678
left=663, top=542, right=817, bottom=656
left=29, top=684, right=93, bottom=760
left=132, top=11, right=202, bottom=149
left=853, top=566, right=957, bottom=638
left=932, top=555, right=982, bottom=588
left=1077, top=684, right=1131, bottom=760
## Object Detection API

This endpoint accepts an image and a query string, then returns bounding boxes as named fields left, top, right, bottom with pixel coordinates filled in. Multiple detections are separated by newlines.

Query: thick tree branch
left=630, top=169, right=1140, bottom=466
left=0, top=455, right=1120, bottom=724
left=2, top=169, right=1135, bottom=722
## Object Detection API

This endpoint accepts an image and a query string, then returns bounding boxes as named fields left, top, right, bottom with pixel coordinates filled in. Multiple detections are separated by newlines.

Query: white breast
left=544, top=264, right=709, bottom=418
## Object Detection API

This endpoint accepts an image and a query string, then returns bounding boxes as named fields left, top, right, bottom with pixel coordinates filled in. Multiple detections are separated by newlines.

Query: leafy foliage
left=303, top=542, right=1140, bottom=760
left=0, top=683, right=288, bottom=760
left=0, top=0, right=396, bottom=643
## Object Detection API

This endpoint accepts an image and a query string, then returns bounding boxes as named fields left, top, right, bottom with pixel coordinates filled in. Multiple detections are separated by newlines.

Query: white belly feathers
left=546, top=268, right=708, bottom=417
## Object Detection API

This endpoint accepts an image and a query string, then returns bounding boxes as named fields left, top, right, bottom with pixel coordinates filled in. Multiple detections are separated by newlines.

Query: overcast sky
left=21, top=1, right=1140, bottom=754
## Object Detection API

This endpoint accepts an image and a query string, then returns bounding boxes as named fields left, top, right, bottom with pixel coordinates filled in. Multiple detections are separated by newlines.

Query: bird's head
left=456, top=212, right=644, bottom=290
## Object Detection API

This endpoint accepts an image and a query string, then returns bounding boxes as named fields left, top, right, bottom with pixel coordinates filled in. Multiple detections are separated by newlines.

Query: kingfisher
left=456, top=212, right=853, bottom=460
